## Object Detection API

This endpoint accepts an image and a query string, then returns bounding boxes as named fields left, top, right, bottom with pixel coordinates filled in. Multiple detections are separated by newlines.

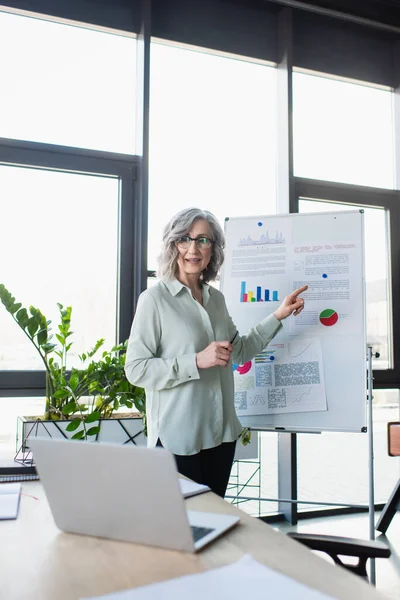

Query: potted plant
left=0, top=284, right=147, bottom=459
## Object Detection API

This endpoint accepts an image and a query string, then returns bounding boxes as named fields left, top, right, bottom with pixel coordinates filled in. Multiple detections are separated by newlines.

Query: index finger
left=217, top=341, right=233, bottom=352
left=290, top=285, right=308, bottom=298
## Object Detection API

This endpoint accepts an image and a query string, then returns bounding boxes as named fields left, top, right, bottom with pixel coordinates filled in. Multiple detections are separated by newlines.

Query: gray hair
left=157, top=208, right=225, bottom=283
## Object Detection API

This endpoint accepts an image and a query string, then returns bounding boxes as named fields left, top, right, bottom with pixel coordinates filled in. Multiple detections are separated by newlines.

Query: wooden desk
left=0, top=482, right=385, bottom=600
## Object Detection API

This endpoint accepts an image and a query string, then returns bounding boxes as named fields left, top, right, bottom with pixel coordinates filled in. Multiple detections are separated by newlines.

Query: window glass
left=0, top=164, right=119, bottom=370
left=299, top=199, right=391, bottom=369
left=0, top=397, right=46, bottom=462
left=293, top=71, right=394, bottom=189
left=298, top=390, right=400, bottom=509
left=148, top=41, right=277, bottom=271
left=0, top=10, right=136, bottom=153
left=229, top=433, right=279, bottom=516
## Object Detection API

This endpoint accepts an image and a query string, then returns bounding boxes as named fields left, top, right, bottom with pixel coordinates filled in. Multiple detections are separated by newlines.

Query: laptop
left=29, top=437, right=240, bottom=552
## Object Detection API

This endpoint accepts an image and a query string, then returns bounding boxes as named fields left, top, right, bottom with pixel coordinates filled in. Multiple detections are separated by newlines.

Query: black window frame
left=0, top=137, right=141, bottom=397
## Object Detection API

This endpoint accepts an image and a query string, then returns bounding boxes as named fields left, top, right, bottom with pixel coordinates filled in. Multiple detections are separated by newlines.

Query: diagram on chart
left=233, top=337, right=327, bottom=416
left=319, top=308, right=339, bottom=326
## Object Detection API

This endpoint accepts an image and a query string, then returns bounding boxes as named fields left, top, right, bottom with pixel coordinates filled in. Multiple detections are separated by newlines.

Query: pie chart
left=319, top=309, right=339, bottom=327
left=233, top=361, right=252, bottom=375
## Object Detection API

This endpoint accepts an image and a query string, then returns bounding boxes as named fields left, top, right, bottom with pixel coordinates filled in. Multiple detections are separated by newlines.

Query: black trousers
left=156, top=439, right=236, bottom=498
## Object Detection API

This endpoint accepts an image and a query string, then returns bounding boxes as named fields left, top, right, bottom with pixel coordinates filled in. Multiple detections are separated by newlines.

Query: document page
left=178, top=478, right=210, bottom=498
left=0, top=483, right=22, bottom=520
left=83, top=554, right=335, bottom=600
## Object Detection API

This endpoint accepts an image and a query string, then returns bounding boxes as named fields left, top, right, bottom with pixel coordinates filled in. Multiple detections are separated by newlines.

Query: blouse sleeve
left=124, top=291, right=200, bottom=391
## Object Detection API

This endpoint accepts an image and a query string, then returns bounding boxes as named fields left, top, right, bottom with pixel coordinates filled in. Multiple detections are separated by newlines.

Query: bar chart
left=240, top=281, right=279, bottom=303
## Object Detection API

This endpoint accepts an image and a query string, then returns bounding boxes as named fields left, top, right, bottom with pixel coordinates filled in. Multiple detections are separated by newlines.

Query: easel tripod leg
left=376, top=479, right=400, bottom=534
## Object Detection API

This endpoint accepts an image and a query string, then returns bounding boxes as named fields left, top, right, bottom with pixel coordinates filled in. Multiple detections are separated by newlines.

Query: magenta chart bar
left=240, top=281, right=279, bottom=303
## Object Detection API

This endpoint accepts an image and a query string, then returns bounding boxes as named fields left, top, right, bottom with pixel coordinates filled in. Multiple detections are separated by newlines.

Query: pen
left=230, top=331, right=238, bottom=344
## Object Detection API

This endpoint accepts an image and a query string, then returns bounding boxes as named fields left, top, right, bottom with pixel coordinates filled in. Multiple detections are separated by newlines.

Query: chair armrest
left=288, top=532, right=390, bottom=558
left=287, top=532, right=391, bottom=580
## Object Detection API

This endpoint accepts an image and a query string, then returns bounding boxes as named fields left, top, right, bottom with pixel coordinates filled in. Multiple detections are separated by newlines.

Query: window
left=230, top=433, right=279, bottom=517
left=148, top=41, right=277, bottom=271
left=0, top=164, right=120, bottom=371
left=0, top=10, right=136, bottom=153
left=299, top=198, right=391, bottom=369
left=297, top=390, right=400, bottom=509
left=293, top=70, right=394, bottom=189
left=0, top=397, right=45, bottom=462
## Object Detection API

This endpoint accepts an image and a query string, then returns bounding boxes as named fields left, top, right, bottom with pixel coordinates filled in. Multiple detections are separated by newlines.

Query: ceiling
left=270, top=0, right=400, bottom=28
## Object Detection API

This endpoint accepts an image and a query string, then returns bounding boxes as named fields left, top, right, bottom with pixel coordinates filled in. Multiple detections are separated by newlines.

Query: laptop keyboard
left=190, top=525, right=215, bottom=543
left=0, top=474, right=40, bottom=483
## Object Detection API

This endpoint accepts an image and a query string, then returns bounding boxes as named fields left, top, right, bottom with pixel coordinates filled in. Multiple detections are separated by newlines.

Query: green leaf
left=85, top=411, right=100, bottom=424
left=55, top=334, right=64, bottom=345
left=86, top=426, right=101, bottom=437
left=65, top=419, right=82, bottom=432
left=0, top=285, right=15, bottom=310
left=9, top=302, right=22, bottom=314
left=16, top=307, right=29, bottom=327
left=42, top=342, right=56, bottom=354
left=27, top=317, right=39, bottom=337
left=62, top=400, right=78, bottom=415
left=69, top=373, right=79, bottom=391
left=71, top=430, right=85, bottom=440
left=53, top=389, right=70, bottom=399
left=37, top=328, right=48, bottom=345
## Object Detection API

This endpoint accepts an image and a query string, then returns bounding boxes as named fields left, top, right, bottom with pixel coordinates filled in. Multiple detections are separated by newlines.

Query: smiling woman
left=175, top=219, right=214, bottom=304
left=125, top=207, right=307, bottom=498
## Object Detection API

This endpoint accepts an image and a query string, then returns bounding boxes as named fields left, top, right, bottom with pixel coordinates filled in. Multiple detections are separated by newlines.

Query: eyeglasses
left=176, top=235, right=214, bottom=250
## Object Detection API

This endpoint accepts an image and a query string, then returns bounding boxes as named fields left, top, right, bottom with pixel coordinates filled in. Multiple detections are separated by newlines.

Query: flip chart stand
left=367, top=346, right=380, bottom=586
left=229, top=352, right=377, bottom=552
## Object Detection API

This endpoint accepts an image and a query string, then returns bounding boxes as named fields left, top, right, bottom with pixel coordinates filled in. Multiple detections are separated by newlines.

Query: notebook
left=178, top=478, right=210, bottom=498
left=0, top=483, right=22, bottom=520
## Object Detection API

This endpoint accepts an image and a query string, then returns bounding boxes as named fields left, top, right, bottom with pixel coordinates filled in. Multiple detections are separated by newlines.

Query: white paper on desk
left=82, top=554, right=335, bottom=600
left=178, top=478, right=210, bottom=498
left=0, top=483, right=22, bottom=520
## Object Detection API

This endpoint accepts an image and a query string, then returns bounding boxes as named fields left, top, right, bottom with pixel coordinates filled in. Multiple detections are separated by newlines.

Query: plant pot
left=15, top=415, right=258, bottom=465
left=234, top=431, right=259, bottom=461
left=15, top=414, right=146, bottom=465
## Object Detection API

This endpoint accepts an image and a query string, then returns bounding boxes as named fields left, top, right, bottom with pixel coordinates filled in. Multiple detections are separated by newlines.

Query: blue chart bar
left=240, top=281, right=246, bottom=303
left=240, top=281, right=279, bottom=303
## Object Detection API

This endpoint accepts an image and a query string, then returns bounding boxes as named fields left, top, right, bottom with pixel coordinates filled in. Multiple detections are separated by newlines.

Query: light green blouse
left=125, top=279, right=282, bottom=455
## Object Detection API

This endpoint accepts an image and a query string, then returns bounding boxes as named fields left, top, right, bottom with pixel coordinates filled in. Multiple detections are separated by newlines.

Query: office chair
left=376, top=421, right=400, bottom=535
left=288, top=422, right=400, bottom=580
left=287, top=532, right=391, bottom=581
